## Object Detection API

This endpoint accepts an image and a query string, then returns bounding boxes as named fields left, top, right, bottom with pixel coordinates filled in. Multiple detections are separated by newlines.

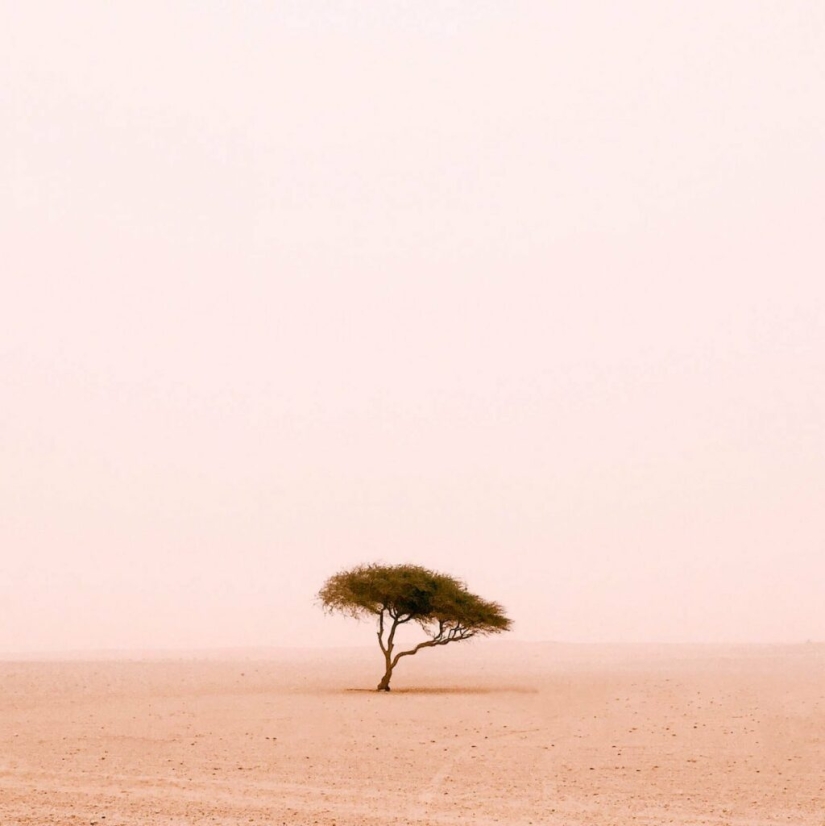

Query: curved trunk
left=377, top=657, right=393, bottom=691
left=376, top=609, right=397, bottom=691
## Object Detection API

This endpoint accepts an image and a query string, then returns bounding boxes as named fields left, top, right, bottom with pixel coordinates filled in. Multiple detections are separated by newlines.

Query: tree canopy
left=318, top=563, right=512, bottom=690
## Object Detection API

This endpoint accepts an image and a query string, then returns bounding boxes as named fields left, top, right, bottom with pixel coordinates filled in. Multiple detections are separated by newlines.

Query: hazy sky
left=2, top=1, right=823, bottom=652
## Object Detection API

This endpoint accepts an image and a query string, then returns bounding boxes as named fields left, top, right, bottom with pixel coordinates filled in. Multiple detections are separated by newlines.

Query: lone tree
left=318, top=563, right=512, bottom=691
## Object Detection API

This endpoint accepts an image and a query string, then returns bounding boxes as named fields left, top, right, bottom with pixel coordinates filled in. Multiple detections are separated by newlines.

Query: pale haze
left=2, top=1, right=823, bottom=653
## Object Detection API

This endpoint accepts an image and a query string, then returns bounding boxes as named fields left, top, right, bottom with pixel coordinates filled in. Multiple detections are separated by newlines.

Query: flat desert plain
left=1, top=643, right=823, bottom=825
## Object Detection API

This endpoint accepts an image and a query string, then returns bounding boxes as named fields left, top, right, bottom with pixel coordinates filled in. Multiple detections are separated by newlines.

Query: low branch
left=391, top=628, right=476, bottom=667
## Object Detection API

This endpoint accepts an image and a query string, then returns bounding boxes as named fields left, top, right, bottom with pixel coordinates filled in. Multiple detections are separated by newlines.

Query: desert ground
left=0, top=643, right=823, bottom=825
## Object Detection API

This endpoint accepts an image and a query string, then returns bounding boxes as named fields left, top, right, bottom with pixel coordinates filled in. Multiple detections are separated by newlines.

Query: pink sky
left=2, top=1, right=824, bottom=652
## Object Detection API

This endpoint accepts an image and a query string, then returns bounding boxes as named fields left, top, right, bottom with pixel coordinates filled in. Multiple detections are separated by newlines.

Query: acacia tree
left=318, top=563, right=512, bottom=691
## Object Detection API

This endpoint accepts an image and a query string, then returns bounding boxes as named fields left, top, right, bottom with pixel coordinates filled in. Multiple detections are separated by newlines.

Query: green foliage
left=318, top=563, right=512, bottom=636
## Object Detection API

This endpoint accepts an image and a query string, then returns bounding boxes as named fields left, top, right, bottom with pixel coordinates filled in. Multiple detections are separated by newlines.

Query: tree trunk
left=377, top=660, right=393, bottom=691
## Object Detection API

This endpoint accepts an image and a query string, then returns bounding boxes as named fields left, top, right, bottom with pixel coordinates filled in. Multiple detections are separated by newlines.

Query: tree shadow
left=343, top=686, right=538, bottom=695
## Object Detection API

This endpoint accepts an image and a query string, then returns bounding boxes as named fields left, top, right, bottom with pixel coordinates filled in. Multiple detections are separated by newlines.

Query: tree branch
left=377, top=609, right=387, bottom=655
left=390, top=627, right=476, bottom=667
left=386, top=614, right=402, bottom=656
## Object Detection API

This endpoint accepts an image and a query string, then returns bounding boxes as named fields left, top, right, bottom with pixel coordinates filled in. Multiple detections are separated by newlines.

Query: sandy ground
left=0, top=643, right=823, bottom=825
